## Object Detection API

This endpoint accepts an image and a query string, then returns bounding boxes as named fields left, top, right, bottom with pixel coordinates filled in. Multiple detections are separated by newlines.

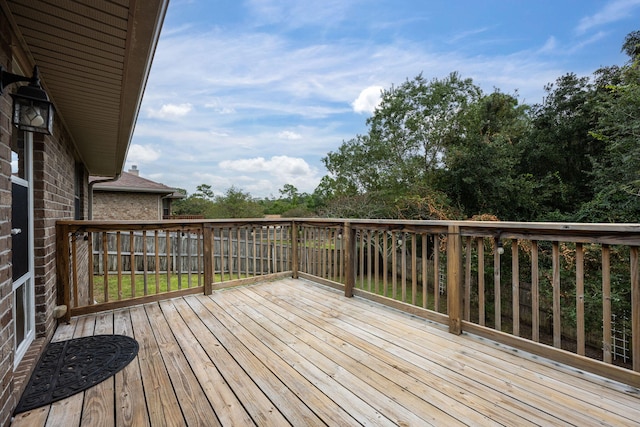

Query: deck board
left=11, top=278, right=640, bottom=426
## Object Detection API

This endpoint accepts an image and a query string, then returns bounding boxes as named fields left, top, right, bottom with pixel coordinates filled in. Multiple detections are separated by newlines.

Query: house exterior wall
left=93, top=192, right=162, bottom=221
left=0, top=9, right=86, bottom=426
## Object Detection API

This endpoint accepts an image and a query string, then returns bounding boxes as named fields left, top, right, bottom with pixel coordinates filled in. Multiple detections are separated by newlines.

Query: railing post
left=447, top=224, right=463, bottom=335
left=56, top=222, right=72, bottom=323
left=344, top=221, right=355, bottom=298
left=291, top=221, right=299, bottom=279
left=203, top=223, right=213, bottom=295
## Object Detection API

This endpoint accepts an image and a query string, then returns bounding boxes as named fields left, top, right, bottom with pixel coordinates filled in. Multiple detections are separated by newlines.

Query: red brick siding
left=0, top=7, right=87, bottom=425
left=0, top=8, right=15, bottom=425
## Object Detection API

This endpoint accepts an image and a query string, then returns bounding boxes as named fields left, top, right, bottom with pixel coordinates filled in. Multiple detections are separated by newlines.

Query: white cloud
left=352, top=86, right=383, bottom=114
left=278, top=130, right=302, bottom=140
left=126, top=144, right=161, bottom=163
left=147, top=103, right=193, bottom=119
left=576, top=0, right=640, bottom=34
left=539, top=36, right=557, bottom=53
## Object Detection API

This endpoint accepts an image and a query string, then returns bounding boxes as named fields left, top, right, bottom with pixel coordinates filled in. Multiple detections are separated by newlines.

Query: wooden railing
left=57, top=218, right=640, bottom=386
left=56, top=220, right=293, bottom=318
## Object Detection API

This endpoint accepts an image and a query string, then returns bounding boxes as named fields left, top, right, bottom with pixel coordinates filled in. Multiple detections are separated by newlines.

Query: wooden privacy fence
left=57, top=218, right=640, bottom=387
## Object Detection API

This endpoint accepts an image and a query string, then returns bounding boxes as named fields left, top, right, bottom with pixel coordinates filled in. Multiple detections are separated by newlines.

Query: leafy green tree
left=443, top=91, right=536, bottom=219
left=518, top=73, right=601, bottom=217
left=321, top=73, right=481, bottom=219
left=210, top=186, right=264, bottom=218
left=577, top=32, right=640, bottom=222
left=172, top=186, right=214, bottom=217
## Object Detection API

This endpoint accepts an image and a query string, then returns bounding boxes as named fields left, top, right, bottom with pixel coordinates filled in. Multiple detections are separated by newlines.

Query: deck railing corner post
left=447, top=224, right=463, bottom=335
left=56, top=222, right=72, bottom=323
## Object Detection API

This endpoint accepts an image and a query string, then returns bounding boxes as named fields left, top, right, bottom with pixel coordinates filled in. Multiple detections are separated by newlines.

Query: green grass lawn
left=91, top=272, right=234, bottom=303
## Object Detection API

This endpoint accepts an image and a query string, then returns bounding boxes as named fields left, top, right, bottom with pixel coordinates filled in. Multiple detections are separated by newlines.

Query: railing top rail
left=56, top=218, right=640, bottom=244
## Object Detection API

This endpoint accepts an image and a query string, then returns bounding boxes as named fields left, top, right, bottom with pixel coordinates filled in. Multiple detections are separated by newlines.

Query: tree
left=518, top=73, right=600, bottom=217
left=193, top=184, right=215, bottom=201
left=210, top=186, right=264, bottom=218
left=443, top=91, right=536, bottom=220
left=577, top=33, right=640, bottom=222
left=320, top=73, right=481, bottom=219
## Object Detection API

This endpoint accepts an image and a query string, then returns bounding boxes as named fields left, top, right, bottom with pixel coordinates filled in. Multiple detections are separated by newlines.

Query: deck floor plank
left=11, top=278, right=640, bottom=427
left=205, top=291, right=396, bottom=426
left=219, top=287, right=466, bottom=426
left=129, top=305, right=185, bottom=426
left=276, top=282, right=637, bottom=425
left=328, top=281, right=640, bottom=421
left=81, top=312, right=115, bottom=427
left=113, top=308, right=150, bottom=427
left=177, top=296, right=292, bottom=426
left=159, top=299, right=256, bottom=427
left=242, top=283, right=540, bottom=426
left=144, top=303, right=220, bottom=426
left=184, top=295, right=310, bottom=426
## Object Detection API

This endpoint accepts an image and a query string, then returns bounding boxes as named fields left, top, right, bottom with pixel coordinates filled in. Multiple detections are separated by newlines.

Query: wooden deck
left=11, top=278, right=640, bottom=426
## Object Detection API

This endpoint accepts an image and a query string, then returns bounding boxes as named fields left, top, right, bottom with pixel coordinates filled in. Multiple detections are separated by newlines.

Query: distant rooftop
left=90, top=166, right=182, bottom=197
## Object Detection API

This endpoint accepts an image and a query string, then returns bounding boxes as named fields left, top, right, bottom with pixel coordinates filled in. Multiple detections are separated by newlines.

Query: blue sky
left=127, top=0, right=640, bottom=198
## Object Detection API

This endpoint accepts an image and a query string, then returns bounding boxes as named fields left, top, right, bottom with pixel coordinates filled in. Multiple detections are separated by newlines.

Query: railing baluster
left=552, top=241, right=561, bottom=348
left=102, top=232, right=109, bottom=303
left=71, top=232, right=79, bottom=307
left=130, top=231, right=135, bottom=298
left=494, top=238, right=501, bottom=332
left=374, top=230, right=380, bottom=295
left=203, top=224, right=213, bottom=295
left=478, top=238, right=485, bottom=326
left=631, top=246, right=639, bottom=372
left=383, top=231, right=388, bottom=297
left=359, top=229, right=365, bottom=289
left=423, top=233, right=429, bottom=310
left=392, top=232, right=397, bottom=299
left=322, top=227, right=327, bottom=280
left=464, top=236, right=471, bottom=320
left=155, top=230, right=160, bottom=293
left=344, top=222, right=354, bottom=298
left=512, top=239, right=519, bottom=337
left=602, top=244, right=612, bottom=363
left=142, top=230, right=148, bottom=296
left=434, top=234, right=440, bottom=313
left=531, top=240, right=539, bottom=342
left=576, top=243, right=585, bottom=356
left=367, top=229, right=372, bottom=292
left=88, top=231, right=94, bottom=304
left=401, top=232, right=407, bottom=303
left=412, top=233, right=417, bottom=306
left=116, top=232, right=122, bottom=300
left=237, top=227, right=242, bottom=280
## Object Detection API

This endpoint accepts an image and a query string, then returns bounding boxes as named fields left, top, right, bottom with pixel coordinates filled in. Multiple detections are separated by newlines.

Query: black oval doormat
left=14, top=334, right=139, bottom=414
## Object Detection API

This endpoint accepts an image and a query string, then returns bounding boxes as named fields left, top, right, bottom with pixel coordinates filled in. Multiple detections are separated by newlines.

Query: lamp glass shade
left=11, top=85, right=53, bottom=135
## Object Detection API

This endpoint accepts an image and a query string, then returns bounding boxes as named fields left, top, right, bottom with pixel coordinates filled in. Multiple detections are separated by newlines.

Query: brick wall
left=0, top=7, right=86, bottom=425
left=93, top=192, right=163, bottom=221
left=32, top=128, right=79, bottom=339
left=0, top=8, right=15, bottom=425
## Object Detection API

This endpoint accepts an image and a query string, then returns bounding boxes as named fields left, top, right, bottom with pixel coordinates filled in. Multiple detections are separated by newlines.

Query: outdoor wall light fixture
left=0, top=65, right=53, bottom=134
